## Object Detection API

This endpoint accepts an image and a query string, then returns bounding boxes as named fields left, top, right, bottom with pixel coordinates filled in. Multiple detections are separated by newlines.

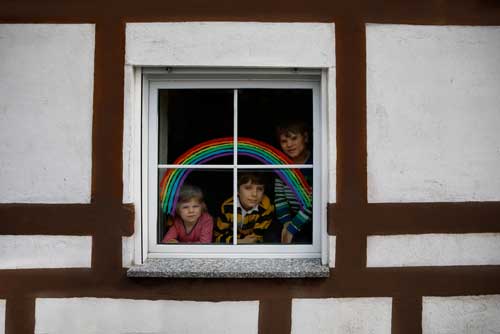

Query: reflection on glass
left=158, top=89, right=234, bottom=165
left=237, top=89, right=313, bottom=165
left=158, top=168, right=232, bottom=244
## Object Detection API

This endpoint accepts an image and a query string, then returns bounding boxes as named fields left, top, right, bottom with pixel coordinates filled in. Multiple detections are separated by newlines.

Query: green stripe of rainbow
left=159, top=137, right=312, bottom=215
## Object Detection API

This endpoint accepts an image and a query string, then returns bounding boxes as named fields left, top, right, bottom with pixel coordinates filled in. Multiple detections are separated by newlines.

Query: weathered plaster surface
left=291, top=297, right=392, bottom=333
left=0, top=300, right=5, bottom=334
left=35, top=298, right=259, bottom=334
left=367, top=233, right=500, bottom=267
left=329, top=235, right=336, bottom=268
left=122, top=65, right=135, bottom=203
left=122, top=236, right=134, bottom=268
left=423, top=295, right=500, bottom=333
left=126, top=22, right=335, bottom=67
left=367, top=24, right=500, bottom=202
left=0, top=24, right=94, bottom=203
left=327, top=66, right=337, bottom=203
left=0, top=235, right=92, bottom=269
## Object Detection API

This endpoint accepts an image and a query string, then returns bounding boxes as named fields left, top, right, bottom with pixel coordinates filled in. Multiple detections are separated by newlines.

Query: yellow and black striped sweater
left=213, top=195, right=275, bottom=243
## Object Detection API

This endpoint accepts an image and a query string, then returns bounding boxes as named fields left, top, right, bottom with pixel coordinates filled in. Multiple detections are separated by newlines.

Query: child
left=275, top=120, right=313, bottom=244
left=161, top=185, right=213, bottom=243
left=213, top=172, right=275, bottom=244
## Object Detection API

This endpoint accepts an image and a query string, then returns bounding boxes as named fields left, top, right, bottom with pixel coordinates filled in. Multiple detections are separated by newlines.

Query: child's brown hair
left=237, top=172, right=265, bottom=188
left=276, top=120, right=310, bottom=140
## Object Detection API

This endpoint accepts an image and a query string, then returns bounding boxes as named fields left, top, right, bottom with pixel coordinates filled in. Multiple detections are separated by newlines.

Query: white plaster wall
left=0, top=24, right=94, bottom=203
left=122, top=65, right=136, bottom=205
left=423, top=295, right=500, bottom=334
left=292, top=297, right=392, bottom=334
left=367, top=24, right=500, bottom=202
left=327, top=66, right=337, bottom=203
left=122, top=236, right=134, bottom=268
left=0, top=300, right=5, bottom=334
left=0, top=235, right=92, bottom=269
left=123, top=64, right=143, bottom=264
left=35, top=298, right=259, bottom=334
left=367, top=233, right=500, bottom=267
left=329, top=235, right=336, bottom=268
left=126, top=22, right=335, bottom=67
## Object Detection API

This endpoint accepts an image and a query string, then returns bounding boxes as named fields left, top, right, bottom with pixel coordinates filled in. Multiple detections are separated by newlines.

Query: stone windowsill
left=127, top=258, right=330, bottom=278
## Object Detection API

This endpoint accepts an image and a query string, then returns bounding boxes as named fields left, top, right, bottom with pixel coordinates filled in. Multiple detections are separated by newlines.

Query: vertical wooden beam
left=392, top=296, right=422, bottom=334
left=259, top=298, right=292, bottom=334
left=5, top=298, right=35, bottom=334
left=90, top=19, right=127, bottom=273
left=334, top=21, right=367, bottom=271
left=335, top=20, right=367, bottom=207
left=91, top=19, right=126, bottom=205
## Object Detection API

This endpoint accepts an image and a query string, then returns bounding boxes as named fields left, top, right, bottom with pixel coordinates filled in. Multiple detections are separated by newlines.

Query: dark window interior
left=157, top=88, right=313, bottom=244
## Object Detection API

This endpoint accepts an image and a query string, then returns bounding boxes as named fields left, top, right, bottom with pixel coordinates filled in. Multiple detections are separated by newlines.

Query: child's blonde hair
left=175, top=184, right=207, bottom=214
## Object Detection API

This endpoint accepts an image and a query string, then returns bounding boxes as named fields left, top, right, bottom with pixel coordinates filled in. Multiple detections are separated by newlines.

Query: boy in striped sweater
left=275, top=120, right=313, bottom=244
left=214, top=172, right=275, bottom=244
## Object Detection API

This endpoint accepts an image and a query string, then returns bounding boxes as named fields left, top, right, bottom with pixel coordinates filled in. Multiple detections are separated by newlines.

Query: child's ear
left=304, top=131, right=309, bottom=144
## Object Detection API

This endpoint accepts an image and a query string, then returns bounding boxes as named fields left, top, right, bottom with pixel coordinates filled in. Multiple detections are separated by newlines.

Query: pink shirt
left=161, top=212, right=213, bottom=243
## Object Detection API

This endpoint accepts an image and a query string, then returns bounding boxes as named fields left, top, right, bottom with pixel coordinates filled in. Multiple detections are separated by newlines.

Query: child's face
left=279, top=131, right=308, bottom=161
left=177, top=199, right=202, bottom=225
left=238, top=181, right=264, bottom=210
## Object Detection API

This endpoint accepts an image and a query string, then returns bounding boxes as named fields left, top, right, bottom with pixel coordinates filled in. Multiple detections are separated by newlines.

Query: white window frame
left=140, top=68, right=329, bottom=262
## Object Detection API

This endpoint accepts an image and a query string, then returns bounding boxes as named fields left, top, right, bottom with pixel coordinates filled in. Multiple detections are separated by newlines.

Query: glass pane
left=272, top=168, right=313, bottom=245
left=234, top=169, right=313, bottom=245
left=158, top=168, right=232, bottom=245
left=158, top=89, right=234, bottom=165
left=237, top=89, right=313, bottom=165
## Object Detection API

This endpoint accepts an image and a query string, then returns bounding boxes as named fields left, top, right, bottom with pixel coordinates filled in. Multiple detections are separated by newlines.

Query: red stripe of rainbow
left=159, top=137, right=312, bottom=215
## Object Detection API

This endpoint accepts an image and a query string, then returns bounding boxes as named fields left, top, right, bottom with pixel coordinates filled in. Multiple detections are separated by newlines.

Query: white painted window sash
left=144, top=70, right=323, bottom=258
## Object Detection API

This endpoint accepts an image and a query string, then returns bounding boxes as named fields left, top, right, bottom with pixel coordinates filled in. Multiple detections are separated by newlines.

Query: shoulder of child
left=199, top=212, right=214, bottom=224
left=220, top=196, right=233, bottom=213
left=259, top=195, right=274, bottom=211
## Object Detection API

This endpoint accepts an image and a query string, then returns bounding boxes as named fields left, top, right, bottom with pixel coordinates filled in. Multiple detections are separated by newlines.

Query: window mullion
left=233, top=89, right=238, bottom=246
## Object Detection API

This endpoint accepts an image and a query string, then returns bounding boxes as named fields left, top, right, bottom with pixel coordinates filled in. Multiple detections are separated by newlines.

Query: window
left=141, top=68, right=327, bottom=262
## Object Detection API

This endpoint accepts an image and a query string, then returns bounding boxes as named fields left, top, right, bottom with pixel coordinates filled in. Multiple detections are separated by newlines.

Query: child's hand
left=281, top=222, right=294, bottom=243
left=166, top=239, right=179, bottom=243
left=238, top=234, right=258, bottom=244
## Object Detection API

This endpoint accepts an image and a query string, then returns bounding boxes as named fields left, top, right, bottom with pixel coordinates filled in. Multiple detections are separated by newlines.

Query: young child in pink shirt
left=162, top=185, right=213, bottom=243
